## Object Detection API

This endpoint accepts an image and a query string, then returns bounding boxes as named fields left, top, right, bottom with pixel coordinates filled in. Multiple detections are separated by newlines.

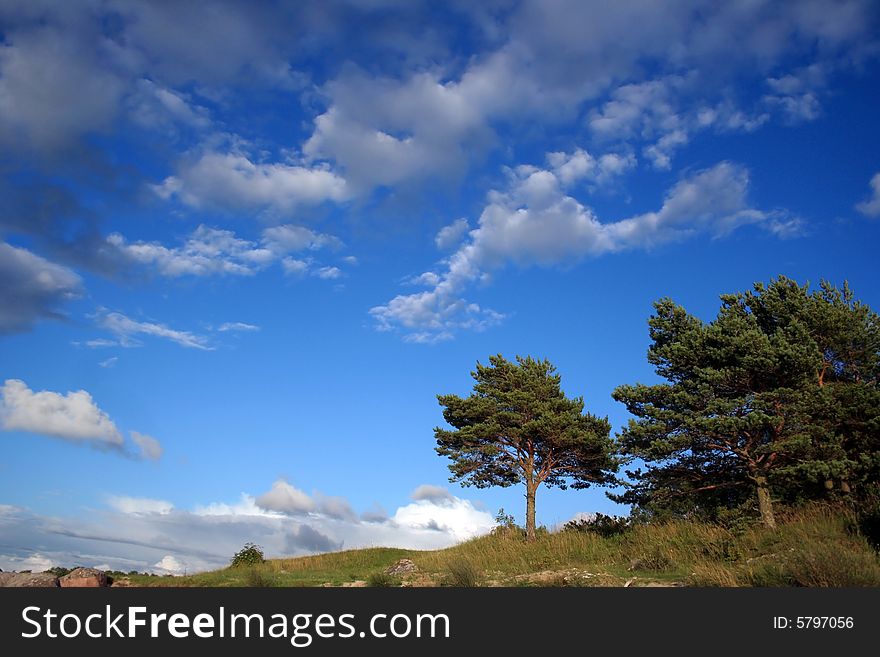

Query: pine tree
left=436, top=354, right=616, bottom=540
left=612, top=277, right=880, bottom=528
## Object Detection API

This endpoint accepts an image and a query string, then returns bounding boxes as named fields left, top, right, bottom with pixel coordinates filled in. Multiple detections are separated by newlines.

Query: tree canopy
left=436, top=354, right=616, bottom=540
left=612, top=277, right=880, bottom=528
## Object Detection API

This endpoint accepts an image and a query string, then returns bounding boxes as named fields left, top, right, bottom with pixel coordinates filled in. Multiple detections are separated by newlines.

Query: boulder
left=60, top=567, right=110, bottom=588
left=5, top=572, right=60, bottom=587
left=385, top=558, right=418, bottom=575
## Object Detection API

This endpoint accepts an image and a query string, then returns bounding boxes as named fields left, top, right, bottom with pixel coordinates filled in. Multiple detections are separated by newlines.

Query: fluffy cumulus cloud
left=155, top=151, right=349, bottom=212
left=255, top=480, right=316, bottom=514
left=435, top=218, right=471, bottom=250
left=856, top=172, right=880, bottom=217
left=297, top=0, right=875, bottom=191
left=0, top=483, right=494, bottom=574
left=0, top=379, right=163, bottom=460
left=0, top=379, right=124, bottom=448
left=108, top=225, right=275, bottom=278
left=372, top=159, right=801, bottom=342
left=0, top=242, right=82, bottom=335
left=109, top=223, right=348, bottom=281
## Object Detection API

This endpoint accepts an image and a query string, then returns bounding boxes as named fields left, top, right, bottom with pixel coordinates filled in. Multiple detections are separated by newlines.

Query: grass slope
left=130, top=506, right=880, bottom=587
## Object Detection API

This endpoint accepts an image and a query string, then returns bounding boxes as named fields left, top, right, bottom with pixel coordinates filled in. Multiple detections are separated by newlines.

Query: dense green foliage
left=613, top=277, right=880, bottom=527
left=436, top=354, right=616, bottom=540
left=230, top=542, right=265, bottom=567
left=563, top=513, right=631, bottom=538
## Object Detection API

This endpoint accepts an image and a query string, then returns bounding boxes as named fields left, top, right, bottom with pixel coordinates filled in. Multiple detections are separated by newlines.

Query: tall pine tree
left=613, top=277, right=880, bottom=528
left=436, top=355, right=616, bottom=540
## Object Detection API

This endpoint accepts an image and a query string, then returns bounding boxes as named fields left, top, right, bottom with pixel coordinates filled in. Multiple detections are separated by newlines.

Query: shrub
left=46, top=566, right=72, bottom=578
left=230, top=542, right=265, bottom=567
left=244, top=568, right=274, bottom=587
left=492, top=508, right=519, bottom=536
left=366, top=572, right=400, bottom=587
left=563, top=513, right=631, bottom=538
left=444, top=558, right=481, bottom=587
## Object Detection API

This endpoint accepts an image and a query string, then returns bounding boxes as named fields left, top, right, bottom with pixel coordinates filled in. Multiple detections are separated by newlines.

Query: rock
left=60, top=567, right=110, bottom=588
left=0, top=572, right=16, bottom=586
left=385, top=559, right=418, bottom=575
left=4, top=572, right=60, bottom=587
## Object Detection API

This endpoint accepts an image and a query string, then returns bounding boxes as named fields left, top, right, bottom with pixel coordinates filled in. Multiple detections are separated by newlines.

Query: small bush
left=444, top=559, right=481, bottom=587
left=629, top=545, right=674, bottom=572
left=231, top=542, right=265, bottom=568
left=367, top=572, right=400, bottom=587
left=492, top=508, right=520, bottom=536
left=244, top=568, right=274, bottom=587
left=46, top=566, right=72, bottom=578
left=744, top=543, right=880, bottom=587
left=563, top=513, right=631, bottom=538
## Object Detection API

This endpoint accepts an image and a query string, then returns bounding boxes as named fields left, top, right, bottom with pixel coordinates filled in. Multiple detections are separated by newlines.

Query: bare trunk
left=754, top=475, right=776, bottom=529
left=525, top=482, right=537, bottom=542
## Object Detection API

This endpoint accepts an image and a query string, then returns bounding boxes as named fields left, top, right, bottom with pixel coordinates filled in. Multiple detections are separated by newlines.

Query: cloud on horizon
left=0, top=483, right=494, bottom=574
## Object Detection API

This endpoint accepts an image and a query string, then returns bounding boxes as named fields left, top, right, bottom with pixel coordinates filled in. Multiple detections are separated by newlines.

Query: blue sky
left=1, top=0, right=879, bottom=574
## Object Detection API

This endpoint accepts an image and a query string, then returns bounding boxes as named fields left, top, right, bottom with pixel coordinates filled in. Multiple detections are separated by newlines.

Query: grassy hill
left=128, top=506, right=880, bottom=587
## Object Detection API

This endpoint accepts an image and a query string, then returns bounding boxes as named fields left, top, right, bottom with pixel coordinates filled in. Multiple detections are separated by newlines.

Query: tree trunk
left=525, top=482, right=537, bottom=542
left=754, top=475, right=776, bottom=529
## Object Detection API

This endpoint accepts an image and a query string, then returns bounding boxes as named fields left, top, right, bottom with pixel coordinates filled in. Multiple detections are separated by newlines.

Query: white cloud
left=763, top=64, right=828, bottom=124
left=313, top=266, right=342, bottom=280
left=86, top=339, right=118, bottom=349
left=98, top=356, right=118, bottom=368
left=128, top=78, right=211, bottom=132
left=303, top=70, right=489, bottom=192
left=153, top=555, right=187, bottom=575
left=856, top=172, right=880, bottom=218
left=107, top=496, right=173, bottom=515
left=546, top=149, right=636, bottom=187
left=94, top=310, right=213, bottom=350
left=217, top=322, right=260, bottom=332
left=262, top=225, right=343, bottom=253
left=410, top=484, right=454, bottom=504
left=435, top=218, right=470, bottom=250
left=371, top=160, right=800, bottom=342
left=155, top=151, right=349, bottom=211
left=108, top=225, right=273, bottom=278
left=0, top=242, right=82, bottom=335
left=130, top=431, right=163, bottom=461
left=391, top=497, right=494, bottom=542
left=110, top=224, right=346, bottom=280
left=282, top=258, right=310, bottom=276
left=255, top=480, right=315, bottom=514
left=0, top=379, right=123, bottom=448
left=0, top=480, right=498, bottom=574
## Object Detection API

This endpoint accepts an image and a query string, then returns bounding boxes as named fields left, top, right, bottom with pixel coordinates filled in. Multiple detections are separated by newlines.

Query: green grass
left=127, top=506, right=880, bottom=587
